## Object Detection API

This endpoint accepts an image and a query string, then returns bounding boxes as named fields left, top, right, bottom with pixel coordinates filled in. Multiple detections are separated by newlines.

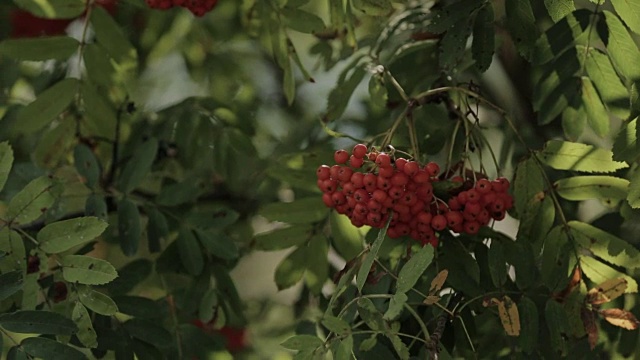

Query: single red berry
left=330, top=165, right=341, bottom=180
left=403, top=161, right=420, bottom=177
left=347, top=196, right=357, bottom=208
left=491, top=198, right=505, bottom=213
left=395, top=158, right=408, bottom=172
left=354, top=203, right=368, bottom=216
left=475, top=179, right=492, bottom=194
left=352, top=144, right=368, bottom=159
left=350, top=172, right=365, bottom=188
left=334, top=149, right=349, bottom=164
left=368, top=152, right=378, bottom=161
left=376, top=176, right=391, bottom=191
left=431, top=214, right=447, bottom=231
left=496, top=177, right=510, bottom=191
left=317, top=165, right=331, bottom=180
left=393, top=203, right=411, bottom=215
left=410, top=200, right=426, bottom=215
left=477, top=209, right=491, bottom=225
left=388, top=186, right=404, bottom=200
left=372, top=189, right=388, bottom=203
left=354, top=189, right=370, bottom=203
left=416, top=184, right=433, bottom=201
left=367, top=212, right=382, bottom=225
left=375, top=152, right=392, bottom=168
left=368, top=199, right=382, bottom=213
left=390, top=172, right=409, bottom=187
left=331, top=192, right=346, bottom=206
left=350, top=155, right=364, bottom=168
left=417, top=211, right=432, bottom=225
left=342, top=182, right=356, bottom=196
left=322, top=193, right=333, bottom=207
left=378, top=166, right=395, bottom=178
left=466, top=189, right=480, bottom=202
left=492, top=210, right=506, bottom=221
left=363, top=173, right=377, bottom=188
left=463, top=221, right=480, bottom=235
left=445, top=211, right=463, bottom=228
left=413, top=170, right=430, bottom=184
left=425, top=162, right=440, bottom=177
left=401, top=192, right=417, bottom=206
left=320, top=179, right=338, bottom=193
left=337, top=167, right=353, bottom=182
left=387, top=227, right=400, bottom=238
left=448, top=197, right=462, bottom=211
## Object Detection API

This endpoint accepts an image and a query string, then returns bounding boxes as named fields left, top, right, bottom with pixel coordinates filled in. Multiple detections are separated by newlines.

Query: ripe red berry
left=354, top=189, right=370, bottom=203
left=363, top=173, right=377, bottom=188
left=350, top=172, right=365, bottom=188
left=320, top=179, right=338, bottom=193
left=352, top=144, right=368, bottom=159
left=317, top=165, right=331, bottom=180
left=403, top=161, right=420, bottom=177
left=375, top=152, right=392, bottom=168
left=378, top=166, right=395, bottom=178
left=445, top=211, right=463, bottom=228
left=475, top=179, right=492, bottom=194
left=388, top=186, right=404, bottom=200
left=368, top=199, right=382, bottom=213
left=431, top=214, right=447, bottom=231
left=412, top=170, right=430, bottom=184
left=372, top=189, right=388, bottom=203
left=425, top=162, right=440, bottom=177
left=349, top=155, right=364, bottom=168
left=463, top=221, right=480, bottom=235
left=337, top=167, right=353, bottom=182
left=417, top=211, right=432, bottom=225
left=395, top=158, right=408, bottom=172
left=391, top=172, right=409, bottom=187
left=376, top=176, right=391, bottom=191
left=331, top=192, right=346, bottom=206
left=330, top=165, right=341, bottom=180
left=334, top=149, right=349, bottom=164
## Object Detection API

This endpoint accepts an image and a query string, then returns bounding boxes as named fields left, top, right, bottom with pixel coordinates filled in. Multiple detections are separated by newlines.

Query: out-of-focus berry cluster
left=145, top=0, right=218, bottom=17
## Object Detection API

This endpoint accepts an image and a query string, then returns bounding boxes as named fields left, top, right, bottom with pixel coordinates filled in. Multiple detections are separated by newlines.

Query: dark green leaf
left=611, top=0, right=640, bottom=34
left=281, top=334, right=323, bottom=350
left=113, top=296, right=161, bottom=319
left=0, top=229, right=26, bottom=274
left=513, top=157, right=544, bottom=218
left=304, top=235, right=329, bottom=294
left=13, top=0, right=85, bottom=19
left=629, top=168, right=640, bottom=208
left=195, top=230, right=238, bottom=261
left=544, top=0, right=575, bottom=22
left=185, top=206, right=240, bottom=230
left=538, top=140, right=628, bottom=173
left=155, top=179, right=200, bottom=207
left=540, top=227, right=572, bottom=292
left=72, top=302, right=98, bottom=348
left=0, top=270, right=23, bottom=301
left=7, top=346, right=28, bottom=360
left=258, top=197, right=329, bottom=224
left=580, top=76, right=610, bottom=137
left=85, top=194, right=108, bottom=220
left=123, top=318, right=172, bottom=349
left=488, top=240, right=507, bottom=287
left=0, top=36, right=79, bottom=61
left=281, top=7, right=325, bottom=33
left=518, top=297, right=539, bottom=354
left=537, top=77, right=580, bottom=125
left=81, top=82, right=117, bottom=138
left=325, top=63, right=367, bottom=121
left=555, top=175, right=629, bottom=201
left=601, top=11, right=640, bottom=82
left=383, top=292, right=407, bottom=321
left=118, top=198, right=141, bottom=257
left=471, top=4, right=495, bottom=72
left=83, top=43, right=114, bottom=86
left=117, top=138, right=158, bottom=193
left=15, top=78, right=78, bottom=134
left=78, top=286, right=118, bottom=316
left=545, top=299, right=569, bottom=356
left=146, top=207, right=168, bottom=253
left=177, top=227, right=203, bottom=276
left=21, top=337, right=86, bottom=360
left=505, top=0, right=539, bottom=59
left=61, top=255, right=118, bottom=285
left=631, top=82, right=640, bottom=120
left=533, top=10, right=590, bottom=65
left=427, top=0, right=482, bottom=34
left=357, top=297, right=386, bottom=331
left=439, top=18, right=472, bottom=70
left=38, top=217, right=108, bottom=254
left=396, top=245, right=434, bottom=294
left=356, top=217, right=390, bottom=292
left=253, top=225, right=311, bottom=251
left=0, top=310, right=77, bottom=335
left=0, top=141, right=13, bottom=193
left=198, top=289, right=218, bottom=322
left=73, top=144, right=101, bottom=189
left=321, top=315, right=351, bottom=336
left=105, top=259, right=153, bottom=296
left=274, top=245, right=307, bottom=290
left=7, top=175, right=58, bottom=225
left=91, top=7, right=137, bottom=62
left=333, top=335, right=353, bottom=360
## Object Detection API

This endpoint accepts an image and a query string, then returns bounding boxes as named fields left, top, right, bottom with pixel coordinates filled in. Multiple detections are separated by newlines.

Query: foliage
left=1, top=0, right=640, bottom=359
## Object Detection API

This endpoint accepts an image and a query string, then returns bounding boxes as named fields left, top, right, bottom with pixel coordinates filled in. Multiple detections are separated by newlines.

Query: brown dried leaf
left=580, top=308, right=598, bottom=350
left=599, top=308, right=640, bottom=330
left=587, top=278, right=627, bottom=305
left=429, top=269, right=448, bottom=294
left=497, top=296, right=521, bottom=336
left=482, top=297, right=501, bottom=307
left=423, top=295, right=440, bottom=305
left=555, top=265, right=582, bottom=302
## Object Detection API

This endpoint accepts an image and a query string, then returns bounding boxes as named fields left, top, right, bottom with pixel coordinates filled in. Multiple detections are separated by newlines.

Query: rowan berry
left=363, top=173, right=377, bottom=189
left=372, top=189, right=388, bottom=203
left=416, top=184, right=433, bottom=201
left=395, top=158, right=408, bottom=172
left=403, top=161, right=420, bottom=177
left=448, top=197, right=462, bottom=211
left=350, top=155, right=364, bottom=168
left=411, top=200, right=426, bottom=215
left=492, top=210, right=506, bottom=221
left=337, top=167, right=353, bottom=182
left=334, top=149, right=349, bottom=164
left=463, top=221, right=480, bottom=235
left=378, top=166, right=395, bottom=178
left=317, top=165, right=331, bottom=180
left=354, top=203, right=368, bottom=216
left=375, top=152, right=392, bottom=168
left=352, top=144, right=368, bottom=159
left=417, top=211, right=432, bottom=225
left=412, top=170, right=430, bottom=184
left=354, top=189, right=370, bottom=203
left=390, top=172, right=409, bottom=187
left=431, top=214, right=447, bottom=231
left=320, top=179, right=338, bottom=193
left=388, top=186, right=404, bottom=200
left=342, top=182, right=356, bottom=196
left=445, top=211, right=463, bottom=228
left=475, top=179, right=492, bottom=194
left=331, top=192, right=346, bottom=206
left=367, top=199, right=382, bottom=213
left=466, top=189, right=480, bottom=202
left=350, top=172, right=365, bottom=188
left=330, top=165, right=341, bottom=180
left=401, top=192, right=417, bottom=206
left=376, top=176, right=391, bottom=191
left=425, top=162, right=440, bottom=177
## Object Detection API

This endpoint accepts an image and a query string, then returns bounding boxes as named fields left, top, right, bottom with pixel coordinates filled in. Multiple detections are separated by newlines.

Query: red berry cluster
left=145, top=0, right=218, bottom=16
left=317, top=144, right=513, bottom=247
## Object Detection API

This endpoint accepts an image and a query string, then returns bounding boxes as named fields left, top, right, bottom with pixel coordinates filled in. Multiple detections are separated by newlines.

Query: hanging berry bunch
left=317, top=144, right=513, bottom=247
left=145, top=0, right=218, bottom=17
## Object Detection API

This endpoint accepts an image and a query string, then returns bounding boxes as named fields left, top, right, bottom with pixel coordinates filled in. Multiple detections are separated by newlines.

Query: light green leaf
left=570, top=221, right=640, bottom=270
left=78, top=286, right=118, bottom=316
left=580, top=76, right=610, bottom=137
left=7, top=176, right=58, bottom=226
left=561, top=104, right=586, bottom=141
left=334, top=335, right=353, bottom=360
left=0, top=270, right=23, bottom=302
left=304, top=235, right=329, bottom=294
left=281, top=334, right=324, bottom=351
left=15, top=78, right=78, bottom=134
left=580, top=256, right=638, bottom=293
left=383, top=292, right=407, bottom=321
left=537, top=77, right=580, bottom=125
left=545, top=299, right=569, bottom=356
left=117, top=138, right=158, bottom=193
left=518, top=297, right=539, bottom=353
left=613, top=118, right=638, bottom=163
left=72, top=302, right=98, bottom=348
left=0, top=142, right=13, bottom=195
left=584, top=48, right=629, bottom=119
left=118, top=198, right=141, bottom=257
left=281, top=7, right=325, bottom=33
left=357, top=297, right=386, bottom=331
left=195, top=230, right=238, bottom=261
left=471, top=4, right=495, bottom=72
left=13, top=0, right=85, bottom=19
left=629, top=168, right=640, bottom=208
left=322, top=315, right=351, bottom=336
left=356, top=217, right=391, bottom=292
left=538, top=140, right=628, bottom=173
left=601, top=11, right=640, bottom=81
left=177, top=227, right=203, bottom=276
left=544, top=0, right=575, bottom=22
left=330, top=211, right=364, bottom=260
left=396, top=245, right=434, bottom=294
left=631, top=82, right=640, bottom=120
left=61, top=255, right=118, bottom=285
left=0, top=36, right=79, bottom=61
left=38, top=217, right=108, bottom=254
left=506, top=0, right=539, bottom=59
left=555, top=175, right=629, bottom=201
left=352, top=0, right=392, bottom=16
left=274, top=245, right=307, bottom=290
left=611, top=0, right=640, bottom=34
left=258, top=197, right=329, bottom=224
left=21, top=337, right=87, bottom=360
left=254, top=226, right=311, bottom=251
left=0, top=229, right=25, bottom=274
left=0, top=310, right=77, bottom=335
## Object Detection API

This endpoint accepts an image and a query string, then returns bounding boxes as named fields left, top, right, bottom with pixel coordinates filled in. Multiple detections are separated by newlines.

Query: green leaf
left=329, top=212, right=363, bottom=261
left=544, top=0, right=575, bottom=22
left=322, top=315, right=351, bottom=336
left=439, top=18, right=472, bottom=69
left=78, top=286, right=118, bottom=316
left=20, top=273, right=38, bottom=311
left=427, top=0, right=481, bottom=34
left=396, top=245, right=434, bottom=294
left=383, top=292, right=407, bottom=321
left=104, top=259, right=152, bottom=296
left=555, top=175, right=629, bottom=201
left=0, top=36, right=79, bottom=61
left=505, top=0, right=539, bottom=59
left=146, top=207, right=167, bottom=253
left=117, top=138, right=158, bottom=193
left=0, top=270, right=23, bottom=301
left=538, top=140, right=628, bottom=173
left=561, top=104, right=586, bottom=141
left=38, top=217, right=108, bottom=254
left=281, top=334, right=324, bottom=351
left=584, top=48, right=629, bottom=119
left=15, top=78, right=78, bottom=134
left=570, top=221, right=640, bottom=271
left=0, top=229, right=26, bottom=274
left=601, top=11, right=640, bottom=82
left=611, top=0, right=640, bottom=34
left=13, top=0, right=85, bottom=19
left=631, top=82, right=640, bottom=120
left=258, top=197, right=329, bottom=224
left=334, top=335, right=353, bottom=360
left=356, top=217, right=391, bottom=292
left=357, top=297, right=386, bottom=331
left=0, top=310, right=77, bottom=335
left=533, top=10, right=590, bottom=65
left=513, top=157, right=544, bottom=218
left=118, top=198, right=141, bottom=257
left=580, top=256, right=638, bottom=293
left=123, top=318, right=172, bottom=349
left=72, top=302, right=98, bottom=348
left=352, top=0, right=391, bottom=16
left=537, top=77, right=580, bottom=125
left=0, top=142, right=13, bottom=193
left=198, top=289, right=218, bottom=322
left=113, top=296, right=161, bottom=319
left=488, top=240, right=507, bottom=287
left=85, top=194, right=108, bottom=220
left=274, top=245, right=307, bottom=290
left=471, top=4, right=495, bottom=72
left=91, top=6, right=137, bottom=62
left=195, top=230, right=238, bottom=261
left=73, top=144, right=101, bottom=189
left=155, top=179, right=200, bottom=207
left=21, top=337, right=87, bottom=360
left=613, top=118, right=639, bottom=164
left=253, top=225, right=311, bottom=251
left=518, top=297, right=539, bottom=354
left=281, top=7, right=325, bottom=33
left=541, top=226, right=572, bottom=292
left=304, top=235, right=329, bottom=294
left=7, top=175, right=58, bottom=226
left=629, top=168, right=640, bottom=208
left=83, top=43, right=114, bottom=86
left=325, top=63, right=367, bottom=121
left=61, top=255, right=118, bottom=285
left=177, top=227, right=204, bottom=276
left=545, top=299, right=569, bottom=356
left=580, top=76, right=610, bottom=137
left=81, top=82, right=117, bottom=138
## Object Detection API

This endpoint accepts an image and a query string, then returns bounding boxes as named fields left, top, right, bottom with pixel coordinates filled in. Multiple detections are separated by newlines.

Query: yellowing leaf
left=599, top=308, right=640, bottom=330
left=586, top=278, right=627, bottom=305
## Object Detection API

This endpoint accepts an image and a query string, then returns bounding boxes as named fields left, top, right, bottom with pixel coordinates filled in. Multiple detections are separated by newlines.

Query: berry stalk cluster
left=145, top=0, right=218, bottom=17
left=317, top=144, right=513, bottom=247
